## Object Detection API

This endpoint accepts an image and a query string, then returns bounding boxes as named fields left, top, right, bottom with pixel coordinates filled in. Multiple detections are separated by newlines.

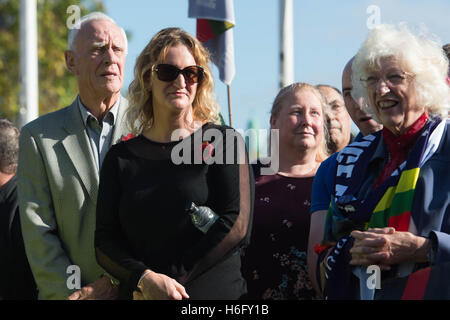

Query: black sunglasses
left=153, top=64, right=204, bottom=84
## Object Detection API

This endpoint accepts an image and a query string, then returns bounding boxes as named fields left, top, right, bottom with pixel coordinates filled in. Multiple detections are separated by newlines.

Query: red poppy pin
left=314, top=242, right=333, bottom=255
left=201, top=141, right=214, bottom=162
left=121, top=133, right=136, bottom=142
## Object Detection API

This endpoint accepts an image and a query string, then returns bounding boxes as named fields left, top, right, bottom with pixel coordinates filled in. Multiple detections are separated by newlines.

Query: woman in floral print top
left=241, top=83, right=329, bottom=299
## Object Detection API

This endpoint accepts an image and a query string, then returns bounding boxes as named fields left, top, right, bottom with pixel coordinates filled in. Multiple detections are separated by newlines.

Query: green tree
left=0, top=0, right=105, bottom=123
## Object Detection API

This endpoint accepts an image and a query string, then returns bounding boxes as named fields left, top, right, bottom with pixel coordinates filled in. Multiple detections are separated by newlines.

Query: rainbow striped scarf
left=323, top=118, right=442, bottom=243
left=318, top=118, right=445, bottom=299
left=368, top=167, right=419, bottom=231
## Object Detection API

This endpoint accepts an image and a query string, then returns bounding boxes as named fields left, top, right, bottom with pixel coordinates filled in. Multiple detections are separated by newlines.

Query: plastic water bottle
left=186, top=202, right=219, bottom=233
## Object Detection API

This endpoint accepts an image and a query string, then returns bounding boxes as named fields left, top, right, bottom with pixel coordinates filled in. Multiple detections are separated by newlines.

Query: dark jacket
left=0, top=175, right=37, bottom=300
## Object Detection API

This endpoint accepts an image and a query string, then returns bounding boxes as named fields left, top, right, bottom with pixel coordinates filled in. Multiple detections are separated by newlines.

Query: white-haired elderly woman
left=316, top=24, right=450, bottom=300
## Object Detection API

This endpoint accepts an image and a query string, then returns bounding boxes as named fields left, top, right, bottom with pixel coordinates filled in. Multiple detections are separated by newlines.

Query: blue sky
left=104, top=0, right=450, bottom=133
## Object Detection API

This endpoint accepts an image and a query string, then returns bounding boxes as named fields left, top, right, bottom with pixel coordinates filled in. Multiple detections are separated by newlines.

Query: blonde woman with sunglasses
left=94, top=28, right=253, bottom=300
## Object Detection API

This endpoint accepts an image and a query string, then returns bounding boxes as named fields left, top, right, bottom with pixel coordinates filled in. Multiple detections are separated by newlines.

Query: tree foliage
left=0, top=0, right=105, bottom=123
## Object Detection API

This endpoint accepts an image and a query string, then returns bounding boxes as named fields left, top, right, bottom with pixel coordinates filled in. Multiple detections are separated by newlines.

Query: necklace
left=297, top=162, right=318, bottom=176
left=278, top=162, right=318, bottom=177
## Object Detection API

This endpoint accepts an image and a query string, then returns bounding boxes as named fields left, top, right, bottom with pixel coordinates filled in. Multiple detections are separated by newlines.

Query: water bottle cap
left=185, top=202, right=198, bottom=213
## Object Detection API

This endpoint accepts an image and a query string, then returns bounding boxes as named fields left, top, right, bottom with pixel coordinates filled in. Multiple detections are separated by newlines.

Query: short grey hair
left=443, top=43, right=450, bottom=61
left=67, top=12, right=128, bottom=54
left=352, top=23, right=450, bottom=120
left=316, top=84, right=343, bottom=96
left=0, top=119, right=19, bottom=174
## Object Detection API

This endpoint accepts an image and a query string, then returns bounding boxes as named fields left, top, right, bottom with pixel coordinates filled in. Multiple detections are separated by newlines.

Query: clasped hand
left=133, top=271, right=189, bottom=300
left=67, top=276, right=119, bottom=300
left=349, top=227, right=429, bottom=270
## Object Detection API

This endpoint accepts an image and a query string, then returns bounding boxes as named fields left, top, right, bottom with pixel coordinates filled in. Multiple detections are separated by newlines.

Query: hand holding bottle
left=186, top=202, right=219, bottom=234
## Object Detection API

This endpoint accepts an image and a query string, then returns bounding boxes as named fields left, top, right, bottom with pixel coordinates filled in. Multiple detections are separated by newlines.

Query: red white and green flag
left=188, top=0, right=235, bottom=85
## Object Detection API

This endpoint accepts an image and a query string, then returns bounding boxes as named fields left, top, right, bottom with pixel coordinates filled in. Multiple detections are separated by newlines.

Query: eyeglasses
left=360, top=71, right=414, bottom=89
left=153, top=64, right=204, bottom=84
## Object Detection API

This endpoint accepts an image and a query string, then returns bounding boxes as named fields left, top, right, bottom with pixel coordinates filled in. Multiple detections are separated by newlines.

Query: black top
left=0, top=176, right=37, bottom=300
left=95, top=123, right=254, bottom=299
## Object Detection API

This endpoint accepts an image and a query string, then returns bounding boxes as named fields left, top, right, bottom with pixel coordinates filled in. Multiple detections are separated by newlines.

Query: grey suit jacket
left=17, top=96, right=130, bottom=300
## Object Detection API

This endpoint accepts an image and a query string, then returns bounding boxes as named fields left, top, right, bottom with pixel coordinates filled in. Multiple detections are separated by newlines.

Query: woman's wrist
left=413, top=236, right=431, bottom=263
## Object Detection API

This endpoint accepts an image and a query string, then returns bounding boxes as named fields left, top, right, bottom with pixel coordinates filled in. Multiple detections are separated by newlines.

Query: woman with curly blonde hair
left=95, top=27, right=253, bottom=300
left=127, top=27, right=220, bottom=134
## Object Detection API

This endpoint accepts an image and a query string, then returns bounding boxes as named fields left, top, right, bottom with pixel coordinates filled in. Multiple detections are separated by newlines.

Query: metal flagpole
left=19, top=0, right=39, bottom=127
left=280, top=0, right=294, bottom=89
left=227, top=84, right=232, bottom=127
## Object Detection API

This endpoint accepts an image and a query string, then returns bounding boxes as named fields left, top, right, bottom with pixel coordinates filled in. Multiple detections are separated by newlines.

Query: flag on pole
left=188, top=0, right=235, bottom=85
left=279, top=0, right=294, bottom=89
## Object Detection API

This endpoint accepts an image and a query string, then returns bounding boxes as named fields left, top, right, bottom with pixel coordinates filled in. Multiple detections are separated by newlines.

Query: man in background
left=308, top=58, right=382, bottom=295
left=317, top=84, right=353, bottom=153
left=0, top=119, right=37, bottom=300
left=443, top=43, right=450, bottom=76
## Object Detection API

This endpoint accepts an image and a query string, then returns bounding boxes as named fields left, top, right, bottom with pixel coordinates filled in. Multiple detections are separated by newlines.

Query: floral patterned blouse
left=241, top=173, right=317, bottom=300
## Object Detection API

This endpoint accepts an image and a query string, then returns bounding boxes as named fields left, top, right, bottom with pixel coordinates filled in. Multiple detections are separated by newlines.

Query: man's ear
left=65, top=50, right=77, bottom=75
left=269, top=114, right=277, bottom=129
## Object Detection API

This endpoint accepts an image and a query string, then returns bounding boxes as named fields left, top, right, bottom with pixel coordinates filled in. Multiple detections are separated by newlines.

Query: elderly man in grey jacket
left=17, top=12, right=130, bottom=300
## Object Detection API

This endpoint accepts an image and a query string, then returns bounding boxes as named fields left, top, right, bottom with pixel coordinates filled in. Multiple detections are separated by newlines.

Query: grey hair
left=316, top=84, right=343, bottom=96
left=0, top=119, right=19, bottom=174
left=67, top=12, right=128, bottom=54
left=352, top=23, right=450, bottom=120
left=443, top=43, right=450, bottom=61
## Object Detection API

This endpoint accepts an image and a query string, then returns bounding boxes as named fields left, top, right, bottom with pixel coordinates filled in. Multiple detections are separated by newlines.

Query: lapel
left=111, top=96, right=130, bottom=145
left=61, top=98, right=99, bottom=204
